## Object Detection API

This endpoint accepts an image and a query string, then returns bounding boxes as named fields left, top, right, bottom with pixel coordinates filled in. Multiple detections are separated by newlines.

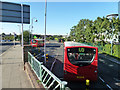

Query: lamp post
left=106, top=14, right=118, bottom=55
left=31, top=17, right=38, bottom=39
left=29, top=25, right=31, bottom=44
left=44, top=0, right=47, bottom=65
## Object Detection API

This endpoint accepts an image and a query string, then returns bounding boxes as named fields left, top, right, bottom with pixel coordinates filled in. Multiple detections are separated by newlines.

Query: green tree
left=2, top=33, right=6, bottom=36
left=23, top=30, right=30, bottom=43
left=69, top=16, right=120, bottom=46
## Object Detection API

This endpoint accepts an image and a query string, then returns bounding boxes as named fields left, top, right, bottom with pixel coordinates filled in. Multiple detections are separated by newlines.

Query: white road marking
left=99, top=76, right=105, bottom=83
left=108, top=64, right=114, bottom=67
left=99, top=54, right=120, bottom=65
left=99, top=59, right=105, bottom=63
left=113, top=78, right=120, bottom=82
left=50, top=59, right=56, bottom=71
left=106, top=84, right=113, bottom=90
left=115, top=83, right=120, bottom=86
left=0, top=46, right=13, bottom=56
left=99, top=76, right=113, bottom=90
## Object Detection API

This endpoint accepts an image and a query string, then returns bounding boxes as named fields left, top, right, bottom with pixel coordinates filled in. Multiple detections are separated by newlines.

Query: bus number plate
left=77, top=76, right=84, bottom=79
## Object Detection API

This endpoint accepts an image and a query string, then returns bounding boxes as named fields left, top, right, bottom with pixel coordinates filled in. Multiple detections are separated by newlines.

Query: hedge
left=101, top=44, right=120, bottom=58
left=83, top=42, right=120, bottom=58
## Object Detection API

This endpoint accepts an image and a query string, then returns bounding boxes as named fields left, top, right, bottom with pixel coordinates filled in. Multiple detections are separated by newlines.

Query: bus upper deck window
left=67, top=47, right=96, bottom=66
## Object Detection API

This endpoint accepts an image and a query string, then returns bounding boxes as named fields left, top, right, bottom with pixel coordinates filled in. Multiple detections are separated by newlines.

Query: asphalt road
left=31, top=41, right=120, bottom=89
left=45, top=42, right=108, bottom=89
left=0, top=42, right=15, bottom=65
left=0, top=42, right=19, bottom=55
left=98, top=55, right=120, bottom=89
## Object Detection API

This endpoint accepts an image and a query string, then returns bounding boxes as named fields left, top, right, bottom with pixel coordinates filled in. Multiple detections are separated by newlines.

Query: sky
left=0, top=1, right=119, bottom=35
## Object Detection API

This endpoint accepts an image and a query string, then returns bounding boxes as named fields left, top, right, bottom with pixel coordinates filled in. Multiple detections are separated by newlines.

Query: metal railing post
left=31, top=56, right=33, bottom=68
left=39, top=63, right=43, bottom=81
left=28, top=52, right=68, bottom=90
left=28, top=52, right=30, bottom=64
left=61, top=81, right=67, bottom=90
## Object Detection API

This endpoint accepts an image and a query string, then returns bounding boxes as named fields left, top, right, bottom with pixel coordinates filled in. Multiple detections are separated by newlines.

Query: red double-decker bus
left=31, top=39, right=44, bottom=47
left=63, top=42, right=98, bottom=81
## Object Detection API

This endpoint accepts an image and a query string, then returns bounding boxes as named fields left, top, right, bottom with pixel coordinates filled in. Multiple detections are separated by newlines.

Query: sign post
left=0, top=1, right=30, bottom=62
left=21, top=4, right=24, bottom=62
left=0, top=1, right=30, bottom=24
left=13, top=32, right=16, bottom=48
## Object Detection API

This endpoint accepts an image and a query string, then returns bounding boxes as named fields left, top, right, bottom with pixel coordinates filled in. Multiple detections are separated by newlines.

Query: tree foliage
left=23, top=30, right=30, bottom=43
left=4, top=35, right=14, bottom=40
left=69, top=17, right=120, bottom=45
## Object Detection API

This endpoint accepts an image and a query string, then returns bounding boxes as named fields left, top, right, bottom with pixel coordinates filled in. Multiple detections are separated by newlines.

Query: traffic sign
left=0, top=1, right=30, bottom=24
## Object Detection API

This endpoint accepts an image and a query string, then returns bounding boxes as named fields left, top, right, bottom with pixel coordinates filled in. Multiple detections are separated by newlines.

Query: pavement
left=1, top=44, right=32, bottom=89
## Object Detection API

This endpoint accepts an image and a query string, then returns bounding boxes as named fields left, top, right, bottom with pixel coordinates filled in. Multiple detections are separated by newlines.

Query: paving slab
left=1, top=45, right=32, bottom=88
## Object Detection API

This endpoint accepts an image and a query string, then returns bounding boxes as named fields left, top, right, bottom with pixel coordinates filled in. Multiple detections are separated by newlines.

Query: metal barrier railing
left=28, top=52, right=68, bottom=90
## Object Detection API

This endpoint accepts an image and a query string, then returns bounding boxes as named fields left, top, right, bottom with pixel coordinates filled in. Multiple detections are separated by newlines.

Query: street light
left=17, top=25, right=21, bottom=34
left=106, top=14, right=118, bottom=55
left=29, top=25, right=31, bottom=44
left=44, top=0, right=47, bottom=65
left=31, top=17, right=38, bottom=39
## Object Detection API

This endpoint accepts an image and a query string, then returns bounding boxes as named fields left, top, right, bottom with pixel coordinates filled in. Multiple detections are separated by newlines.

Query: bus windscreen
left=38, top=40, right=44, bottom=44
left=67, top=47, right=96, bottom=66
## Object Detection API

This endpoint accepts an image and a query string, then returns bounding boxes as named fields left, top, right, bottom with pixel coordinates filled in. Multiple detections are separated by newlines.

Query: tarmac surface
left=42, top=41, right=120, bottom=89
left=1, top=44, right=32, bottom=89
left=1, top=41, right=119, bottom=89
left=31, top=42, right=109, bottom=89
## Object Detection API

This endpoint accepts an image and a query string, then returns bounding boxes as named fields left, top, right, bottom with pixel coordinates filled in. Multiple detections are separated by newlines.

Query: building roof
left=34, top=39, right=44, bottom=41
left=64, top=41, right=90, bottom=47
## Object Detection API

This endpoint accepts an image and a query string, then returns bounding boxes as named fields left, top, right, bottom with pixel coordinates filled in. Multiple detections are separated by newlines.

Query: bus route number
left=79, top=48, right=85, bottom=52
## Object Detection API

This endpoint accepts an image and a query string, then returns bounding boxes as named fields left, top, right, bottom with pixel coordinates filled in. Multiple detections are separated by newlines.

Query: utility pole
left=29, top=25, right=31, bottom=44
left=21, top=4, right=24, bottom=62
left=44, top=0, right=47, bottom=65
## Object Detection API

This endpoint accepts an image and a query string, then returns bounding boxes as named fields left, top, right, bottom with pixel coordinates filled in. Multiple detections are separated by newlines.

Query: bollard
left=61, top=81, right=67, bottom=90
left=38, top=48, right=40, bottom=52
left=46, top=54, right=48, bottom=62
left=86, top=79, right=90, bottom=86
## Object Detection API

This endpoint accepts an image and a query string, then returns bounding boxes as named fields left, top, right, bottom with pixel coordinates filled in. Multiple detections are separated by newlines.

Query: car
left=7, top=40, right=11, bottom=42
left=1, top=40, right=6, bottom=42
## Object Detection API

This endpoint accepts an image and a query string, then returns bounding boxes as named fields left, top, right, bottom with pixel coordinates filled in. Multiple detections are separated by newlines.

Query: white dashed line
left=106, top=84, right=113, bottom=90
left=113, top=78, right=120, bottom=82
left=99, top=76, right=113, bottom=90
left=0, top=46, right=13, bottom=56
left=99, top=76, right=105, bottom=83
